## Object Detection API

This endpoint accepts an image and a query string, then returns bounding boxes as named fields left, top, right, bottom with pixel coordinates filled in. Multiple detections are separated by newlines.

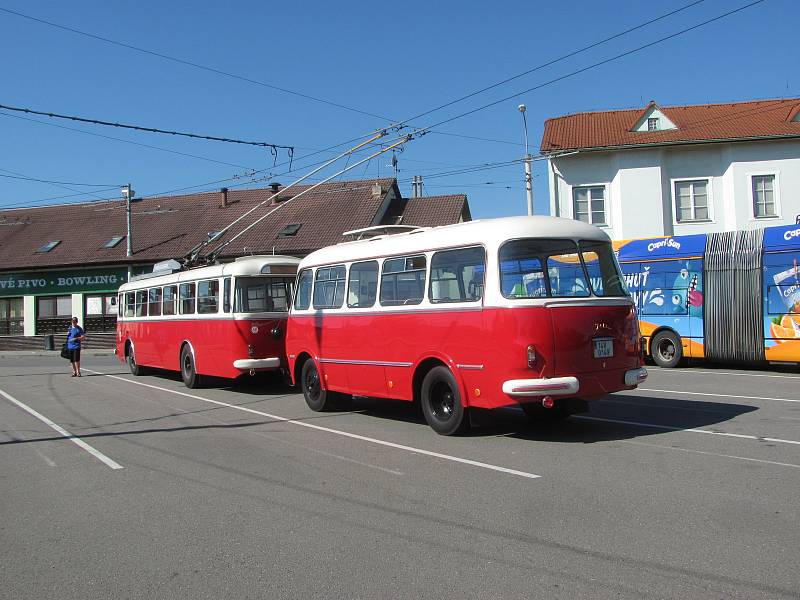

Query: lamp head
left=518, top=104, right=526, bottom=113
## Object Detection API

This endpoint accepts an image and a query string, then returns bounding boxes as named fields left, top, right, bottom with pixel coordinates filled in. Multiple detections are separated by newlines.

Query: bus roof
left=298, top=215, right=611, bottom=269
left=119, top=255, right=300, bottom=291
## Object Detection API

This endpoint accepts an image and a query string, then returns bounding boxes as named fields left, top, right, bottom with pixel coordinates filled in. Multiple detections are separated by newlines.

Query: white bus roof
left=119, top=255, right=300, bottom=291
left=299, top=216, right=611, bottom=269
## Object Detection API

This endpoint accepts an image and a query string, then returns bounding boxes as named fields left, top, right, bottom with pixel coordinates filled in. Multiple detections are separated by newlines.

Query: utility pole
left=122, top=183, right=135, bottom=279
left=411, top=175, right=424, bottom=198
left=518, top=104, right=534, bottom=215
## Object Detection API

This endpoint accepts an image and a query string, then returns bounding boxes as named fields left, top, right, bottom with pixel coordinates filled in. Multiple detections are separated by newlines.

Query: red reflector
left=542, top=396, right=555, bottom=409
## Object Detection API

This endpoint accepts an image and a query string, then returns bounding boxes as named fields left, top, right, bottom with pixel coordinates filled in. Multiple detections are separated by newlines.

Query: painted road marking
left=621, top=440, right=800, bottom=470
left=635, top=388, right=800, bottom=404
left=648, top=368, right=800, bottom=380
left=575, top=415, right=800, bottom=446
left=85, top=370, right=541, bottom=480
left=0, top=388, right=123, bottom=470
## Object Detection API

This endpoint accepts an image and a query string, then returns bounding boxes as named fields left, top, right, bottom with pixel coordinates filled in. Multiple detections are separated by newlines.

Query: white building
left=541, top=98, right=800, bottom=239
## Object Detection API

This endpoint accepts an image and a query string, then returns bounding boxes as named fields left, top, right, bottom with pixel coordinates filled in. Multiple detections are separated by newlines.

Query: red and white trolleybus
left=285, top=216, right=647, bottom=434
left=116, top=255, right=300, bottom=388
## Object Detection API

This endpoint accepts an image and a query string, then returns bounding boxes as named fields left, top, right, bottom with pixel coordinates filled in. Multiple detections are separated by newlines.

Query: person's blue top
left=67, top=325, right=84, bottom=350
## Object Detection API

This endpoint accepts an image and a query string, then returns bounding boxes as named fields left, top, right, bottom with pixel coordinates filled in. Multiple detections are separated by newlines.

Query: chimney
left=269, top=182, right=282, bottom=194
left=372, top=183, right=385, bottom=199
left=219, top=187, right=229, bottom=207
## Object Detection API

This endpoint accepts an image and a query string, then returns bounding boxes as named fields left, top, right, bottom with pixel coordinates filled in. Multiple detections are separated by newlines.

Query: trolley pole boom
left=204, top=133, right=413, bottom=263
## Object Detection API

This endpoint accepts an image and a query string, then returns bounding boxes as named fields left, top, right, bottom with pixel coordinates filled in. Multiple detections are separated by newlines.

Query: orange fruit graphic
left=771, top=322, right=796, bottom=341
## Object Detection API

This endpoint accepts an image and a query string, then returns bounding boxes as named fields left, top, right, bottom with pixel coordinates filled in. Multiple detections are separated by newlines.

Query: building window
left=278, top=223, right=302, bottom=238
left=36, top=240, right=61, bottom=253
left=675, top=180, right=709, bottom=222
left=752, top=175, right=777, bottom=218
left=0, top=297, right=24, bottom=335
left=647, top=117, right=659, bottom=131
left=85, top=294, right=118, bottom=332
left=36, top=295, right=72, bottom=334
left=572, top=186, right=607, bottom=226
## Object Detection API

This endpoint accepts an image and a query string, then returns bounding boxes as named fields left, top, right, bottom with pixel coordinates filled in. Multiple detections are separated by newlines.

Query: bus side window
left=179, top=282, right=196, bottom=314
left=380, top=255, right=426, bottom=306
left=313, top=265, right=346, bottom=309
left=223, top=278, right=231, bottom=313
left=148, top=288, right=162, bottom=317
left=118, top=294, right=123, bottom=317
left=348, top=261, right=378, bottom=308
left=163, top=285, right=177, bottom=315
left=135, top=290, right=148, bottom=317
left=294, top=270, right=313, bottom=310
left=430, top=246, right=485, bottom=303
left=198, top=279, right=219, bottom=314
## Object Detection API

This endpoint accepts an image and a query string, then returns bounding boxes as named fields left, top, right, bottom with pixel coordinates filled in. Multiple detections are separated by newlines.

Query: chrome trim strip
left=233, top=357, right=281, bottom=370
left=456, top=364, right=484, bottom=370
left=319, top=358, right=413, bottom=368
left=502, top=376, right=580, bottom=397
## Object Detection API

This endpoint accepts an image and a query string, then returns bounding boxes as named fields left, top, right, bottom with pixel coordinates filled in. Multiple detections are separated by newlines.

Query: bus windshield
left=234, top=277, right=293, bottom=313
left=499, top=238, right=627, bottom=299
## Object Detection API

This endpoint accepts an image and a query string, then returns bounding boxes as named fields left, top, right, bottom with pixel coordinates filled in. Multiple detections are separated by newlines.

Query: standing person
left=67, top=317, right=85, bottom=377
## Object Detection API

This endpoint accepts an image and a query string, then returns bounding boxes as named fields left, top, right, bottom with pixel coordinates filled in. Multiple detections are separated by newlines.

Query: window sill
left=674, top=219, right=713, bottom=225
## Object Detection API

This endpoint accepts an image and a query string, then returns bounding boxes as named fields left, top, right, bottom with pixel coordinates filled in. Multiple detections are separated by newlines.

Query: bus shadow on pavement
left=345, top=394, right=758, bottom=442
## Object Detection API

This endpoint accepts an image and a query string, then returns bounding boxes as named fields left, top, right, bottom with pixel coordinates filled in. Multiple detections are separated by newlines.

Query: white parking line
left=635, top=388, right=800, bottom=404
left=575, top=415, right=800, bottom=446
left=621, top=440, right=800, bottom=470
left=0, top=388, right=123, bottom=470
left=648, top=368, right=800, bottom=380
left=85, top=370, right=541, bottom=480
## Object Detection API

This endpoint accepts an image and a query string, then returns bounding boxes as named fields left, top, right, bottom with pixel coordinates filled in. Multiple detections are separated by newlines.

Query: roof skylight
left=36, top=240, right=61, bottom=253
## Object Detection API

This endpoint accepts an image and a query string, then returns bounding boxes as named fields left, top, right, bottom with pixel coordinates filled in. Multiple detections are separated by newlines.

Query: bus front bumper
left=624, top=366, right=648, bottom=386
left=233, top=358, right=281, bottom=371
left=502, top=377, right=579, bottom=397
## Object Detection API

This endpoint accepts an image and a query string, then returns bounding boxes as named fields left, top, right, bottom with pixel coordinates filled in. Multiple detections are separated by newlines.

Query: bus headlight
left=526, top=344, right=536, bottom=368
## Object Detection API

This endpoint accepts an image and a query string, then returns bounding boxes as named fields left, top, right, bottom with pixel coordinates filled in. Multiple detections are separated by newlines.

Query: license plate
left=593, top=337, right=614, bottom=358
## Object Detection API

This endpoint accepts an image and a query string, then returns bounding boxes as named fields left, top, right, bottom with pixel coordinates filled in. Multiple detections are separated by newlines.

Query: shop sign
left=0, top=268, right=128, bottom=297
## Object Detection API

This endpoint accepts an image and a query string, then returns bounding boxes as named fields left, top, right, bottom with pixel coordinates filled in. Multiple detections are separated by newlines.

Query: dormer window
left=277, top=223, right=302, bottom=238
left=36, top=240, right=61, bottom=253
left=647, top=117, right=660, bottom=131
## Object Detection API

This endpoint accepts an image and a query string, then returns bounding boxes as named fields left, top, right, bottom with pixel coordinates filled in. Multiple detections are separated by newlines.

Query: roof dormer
left=631, top=102, right=678, bottom=132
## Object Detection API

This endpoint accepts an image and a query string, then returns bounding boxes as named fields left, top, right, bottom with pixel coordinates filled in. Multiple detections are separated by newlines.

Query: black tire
left=127, top=344, right=145, bottom=376
left=420, top=366, right=469, bottom=436
left=650, top=330, right=682, bottom=368
left=181, top=345, right=202, bottom=388
left=300, top=359, right=350, bottom=411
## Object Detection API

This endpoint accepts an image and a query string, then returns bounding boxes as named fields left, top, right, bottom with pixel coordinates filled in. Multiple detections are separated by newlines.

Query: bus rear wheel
left=181, top=345, right=203, bottom=388
left=651, top=330, right=682, bottom=368
left=420, top=366, right=469, bottom=436
left=301, top=359, right=349, bottom=411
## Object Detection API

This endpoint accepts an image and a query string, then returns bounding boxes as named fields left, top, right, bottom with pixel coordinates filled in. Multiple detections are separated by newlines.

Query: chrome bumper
left=624, top=367, right=648, bottom=386
left=502, top=377, right=580, bottom=397
left=233, top=357, right=281, bottom=371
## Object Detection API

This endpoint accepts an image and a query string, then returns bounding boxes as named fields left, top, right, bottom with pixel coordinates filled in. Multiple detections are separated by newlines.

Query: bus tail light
left=542, top=396, right=555, bottom=409
left=248, top=344, right=255, bottom=358
left=640, top=337, right=647, bottom=358
left=526, top=344, right=536, bottom=368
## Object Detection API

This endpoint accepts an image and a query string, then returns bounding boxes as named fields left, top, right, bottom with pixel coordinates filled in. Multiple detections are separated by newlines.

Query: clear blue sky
left=0, top=0, right=796, bottom=218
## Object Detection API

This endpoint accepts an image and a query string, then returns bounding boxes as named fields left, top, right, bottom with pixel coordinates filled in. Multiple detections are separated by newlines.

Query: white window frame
left=647, top=117, right=659, bottom=131
left=747, top=171, right=781, bottom=220
left=671, top=177, right=714, bottom=225
left=570, top=184, right=610, bottom=228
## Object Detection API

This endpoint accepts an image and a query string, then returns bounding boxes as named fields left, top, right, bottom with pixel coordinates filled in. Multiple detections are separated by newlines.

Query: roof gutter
left=541, top=133, right=800, bottom=156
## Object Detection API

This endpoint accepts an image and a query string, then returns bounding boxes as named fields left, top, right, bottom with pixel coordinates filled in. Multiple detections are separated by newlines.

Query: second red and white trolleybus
left=116, top=255, right=300, bottom=388
left=285, top=216, right=647, bottom=434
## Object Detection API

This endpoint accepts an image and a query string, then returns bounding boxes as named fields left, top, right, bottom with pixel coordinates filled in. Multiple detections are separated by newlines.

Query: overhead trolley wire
left=0, top=172, right=119, bottom=187
left=0, top=103, right=293, bottom=150
left=413, top=0, right=766, bottom=135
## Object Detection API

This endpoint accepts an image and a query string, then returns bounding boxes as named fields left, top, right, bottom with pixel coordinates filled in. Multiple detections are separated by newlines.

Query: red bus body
left=286, top=216, right=646, bottom=433
left=116, top=256, right=299, bottom=386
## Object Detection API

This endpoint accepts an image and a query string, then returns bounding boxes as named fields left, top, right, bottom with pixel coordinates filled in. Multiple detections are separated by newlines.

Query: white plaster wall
left=548, top=138, right=800, bottom=239
left=23, top=295, right=35, bottom=336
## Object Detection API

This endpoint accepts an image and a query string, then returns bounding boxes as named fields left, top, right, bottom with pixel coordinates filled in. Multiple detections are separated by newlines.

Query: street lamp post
left=518, top=104, right=534, bottom=216
left=122, top=183, right=135, bottom=280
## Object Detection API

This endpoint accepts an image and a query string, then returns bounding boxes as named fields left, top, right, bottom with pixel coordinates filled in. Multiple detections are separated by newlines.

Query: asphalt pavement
left=1, top=354, right=798, bottom=599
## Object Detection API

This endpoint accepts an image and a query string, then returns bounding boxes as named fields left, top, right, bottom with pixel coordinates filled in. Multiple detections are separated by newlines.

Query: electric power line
left=0, top=102, right=294, bottom=150
left=0, top=172, right=118, bottom=186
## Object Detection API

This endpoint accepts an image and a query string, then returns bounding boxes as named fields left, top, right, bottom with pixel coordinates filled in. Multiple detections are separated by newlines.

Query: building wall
left=549, top=139, right=800, bottom=239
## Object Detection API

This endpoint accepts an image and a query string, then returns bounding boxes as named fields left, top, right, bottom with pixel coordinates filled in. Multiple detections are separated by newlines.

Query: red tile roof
left=0, top=179, right=471, bottom=271
left=540, top=98, right=800, bottom=153
left=400, top=195, right=470, bottom=227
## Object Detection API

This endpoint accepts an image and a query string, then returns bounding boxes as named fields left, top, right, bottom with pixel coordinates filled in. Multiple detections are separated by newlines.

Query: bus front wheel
left=181, top=346, right=203, bottom=388
left=651, top=330, right=682, bottom=368
left=420, top=366, right=469, bottom=436
left=301, top=360, right=349, bottom=411
left=127, top=344, right=145, bottom=376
